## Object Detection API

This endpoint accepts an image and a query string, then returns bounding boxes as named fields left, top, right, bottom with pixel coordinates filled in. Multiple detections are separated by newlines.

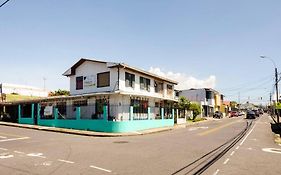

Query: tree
left=189, top=103, right=202, bottom=120
left=48, top=89, right=70, bottom=97
left=178, top=96, right=191, bottom=111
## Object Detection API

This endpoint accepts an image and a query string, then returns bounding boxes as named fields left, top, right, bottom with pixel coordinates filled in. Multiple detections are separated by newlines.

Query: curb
left=0, top=117, right=216, bottom=137
left=0, top=121, right=173, bottom=137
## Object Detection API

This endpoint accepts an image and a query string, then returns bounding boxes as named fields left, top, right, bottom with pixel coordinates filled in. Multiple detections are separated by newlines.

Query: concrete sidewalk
left=0, top=117, right=215, bottom=137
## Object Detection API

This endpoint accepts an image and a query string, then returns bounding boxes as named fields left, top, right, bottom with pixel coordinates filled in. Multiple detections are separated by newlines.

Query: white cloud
left=149, top=67, right=216, bottom=90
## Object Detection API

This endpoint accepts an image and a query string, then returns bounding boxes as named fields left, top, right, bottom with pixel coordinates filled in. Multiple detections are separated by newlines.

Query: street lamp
left=260, top=55, right=279, bottom=123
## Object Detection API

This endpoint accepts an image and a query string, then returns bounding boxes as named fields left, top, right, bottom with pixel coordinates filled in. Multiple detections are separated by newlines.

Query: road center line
left=213, top=169, right=220, bottom=175
left=0, top=148, right=8, bottom=151
left=198, top=120, right=242, bottom=136
left=90, top=165, right=112, bottom=173
left=240, top=122, right=257, bottom=146
left=236, top=146, right=240, bottom=150
left=230, top=151, right=235, bottom=156
left=223, top=158, right=230, bottom=165
left=58, top=159, right=75, bottom=164
left=0, top=137, right=30, bottom=142
left=0, top=136, right=7, bottom=139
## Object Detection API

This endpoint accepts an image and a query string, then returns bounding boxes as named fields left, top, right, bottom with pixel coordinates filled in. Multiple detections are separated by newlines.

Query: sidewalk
left=0, top=117, right=215, bottom=137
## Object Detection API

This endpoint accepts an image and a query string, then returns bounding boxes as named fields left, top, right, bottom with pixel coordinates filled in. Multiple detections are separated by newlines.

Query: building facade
left=179, top=88, right=223, bottom=117
left=1, top=58, right=178, bottom=133
left=0, top=83, right=49, bottom=98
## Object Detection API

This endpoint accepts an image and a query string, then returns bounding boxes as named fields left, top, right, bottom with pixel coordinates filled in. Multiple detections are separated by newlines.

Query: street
left=0, top=115, right=280, bottom=175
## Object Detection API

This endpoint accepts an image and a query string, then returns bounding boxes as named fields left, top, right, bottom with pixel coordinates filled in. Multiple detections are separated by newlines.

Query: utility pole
left=275, top=68, right=279, bottom=123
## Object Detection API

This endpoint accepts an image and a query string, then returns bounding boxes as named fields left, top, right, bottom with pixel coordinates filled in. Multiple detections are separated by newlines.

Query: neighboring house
left=179, top=88, right=223, bottom=117
left=0, top=83, right=49, bottom=97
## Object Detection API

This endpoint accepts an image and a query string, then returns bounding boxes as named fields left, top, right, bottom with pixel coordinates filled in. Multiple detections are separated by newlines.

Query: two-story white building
left=179, top=88, right=220, bottom=117
left=2, top=58, right=178, bottom=133
left=62, top=58, right=178, bottom=121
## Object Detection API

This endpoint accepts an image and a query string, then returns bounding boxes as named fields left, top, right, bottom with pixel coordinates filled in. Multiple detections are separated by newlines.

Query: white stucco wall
left=118, top=69, right=175, bottom=101
left=0, top=83, right=49, bottom=97
left=69, top=61, right=119, bottom=95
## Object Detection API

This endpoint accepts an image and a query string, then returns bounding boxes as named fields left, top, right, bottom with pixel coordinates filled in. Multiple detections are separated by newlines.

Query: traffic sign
left=276, top=102, right=281, bottom=109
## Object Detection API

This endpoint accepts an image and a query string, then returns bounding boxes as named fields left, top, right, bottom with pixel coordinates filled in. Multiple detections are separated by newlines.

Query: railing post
left=31, top=104, right=35, bottom=120
left=76, top=107, right=81, bottom=120
left=54, top=108, right=58, bottom=120
left=103, top=105, right=108, bottom=121
left=148, top=107, right=151, bottom=120
left=18, top=104, right=21, bottom=120
left=161, top=108, right=164, bottom=120
left=130, top=106, right=134, bottom=121
left=37, top=104, right=41, bottom=120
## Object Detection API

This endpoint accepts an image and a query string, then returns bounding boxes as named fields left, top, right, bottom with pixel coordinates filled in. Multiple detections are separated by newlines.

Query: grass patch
left=187, top=117, right=207, bottom=123
left=6, top=94, right=41, bottom=102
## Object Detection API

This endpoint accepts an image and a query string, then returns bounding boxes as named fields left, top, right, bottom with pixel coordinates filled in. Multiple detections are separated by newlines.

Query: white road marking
left=0, top=137, right=29, bottom=142
left=248, top=147, right=253, bottom=150
left=27, top=153, right=46, bottom=159
left=0, top=154, right=14, bottom=159
left=90, top=165, right=112, bottom=173
left=58, top=159, right=75, bottom=164
left=240, top=122, right=257, bottom=146
left=236, top=146, right=240, bottom=150
left=262, top=148, right=281, bottom=155
left=213, top=169, right=220, bottom=175
left=14, top=151, right=25, bottom=154
left=0, top=148, right=8, bottom=151
left=279, top=144, right=281, bottom=147
left=223, top=158, right=230, bottom=165
left=0, top=136, right=7, bottom=139
left=230, top=151, right=235, bottom=156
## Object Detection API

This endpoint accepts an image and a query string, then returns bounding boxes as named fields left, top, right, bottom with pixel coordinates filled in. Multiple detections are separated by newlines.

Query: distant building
left=179, top=88, right=224, bottom=117
left=0, top=83, right=49, bottom=97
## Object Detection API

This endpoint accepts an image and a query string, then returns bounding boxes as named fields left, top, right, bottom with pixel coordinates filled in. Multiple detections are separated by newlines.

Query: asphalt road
left=0, top=115, right=279, bottom=175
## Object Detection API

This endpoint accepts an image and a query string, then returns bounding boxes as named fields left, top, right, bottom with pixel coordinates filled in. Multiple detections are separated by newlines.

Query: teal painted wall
left=38, top=118, right=174, bottom=133
left=18, top=104, right=35, bottom=125
left=19, top=104, right=174, bottom=133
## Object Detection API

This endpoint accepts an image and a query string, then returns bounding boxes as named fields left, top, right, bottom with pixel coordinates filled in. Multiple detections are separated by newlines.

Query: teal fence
left=19, top=104, right=174, bottom=133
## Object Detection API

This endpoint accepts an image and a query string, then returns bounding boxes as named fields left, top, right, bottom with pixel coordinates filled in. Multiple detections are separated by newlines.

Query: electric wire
left=0, top=0, right=10, bottom=8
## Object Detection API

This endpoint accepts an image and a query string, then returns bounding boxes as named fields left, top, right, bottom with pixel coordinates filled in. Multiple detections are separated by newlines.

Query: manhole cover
left=113, top=141, right=129, bottom=144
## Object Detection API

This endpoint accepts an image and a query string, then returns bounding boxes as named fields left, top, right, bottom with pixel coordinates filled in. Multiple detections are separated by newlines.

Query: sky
left=1, top=0, right=281, bottom=104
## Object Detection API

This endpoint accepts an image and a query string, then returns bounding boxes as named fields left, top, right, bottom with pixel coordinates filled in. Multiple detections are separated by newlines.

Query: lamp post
left=260, top=55, right=279, bottom=123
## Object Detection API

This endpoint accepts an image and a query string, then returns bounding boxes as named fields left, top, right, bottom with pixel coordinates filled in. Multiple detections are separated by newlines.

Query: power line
left=0, top=0, right=10, bottom=8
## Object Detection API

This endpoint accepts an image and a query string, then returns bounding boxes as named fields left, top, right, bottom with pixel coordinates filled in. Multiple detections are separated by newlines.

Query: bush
left=189, top=103, right=202, bottom=120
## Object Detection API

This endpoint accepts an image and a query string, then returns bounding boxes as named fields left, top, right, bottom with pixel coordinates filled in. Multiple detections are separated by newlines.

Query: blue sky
left=1, top=0, right=281, bottom=104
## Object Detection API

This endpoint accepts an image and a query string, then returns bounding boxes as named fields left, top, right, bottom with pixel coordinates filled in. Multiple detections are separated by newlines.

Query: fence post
left=54, top=108, right=58, bottom=120
left=130, top=106, right=134, bottom=121
left=76, top=107, right=81, bottom=120
left=148, top=107, right=151, bottom=120
left=103, top=105, right=108, bottom=121
left=31, top=104, right=35, bottom=120
left=37, top=104, right=41, bottom=123
left=18, top=104, right=21, bottom=120
left=161, top=108, right=164, bottom=120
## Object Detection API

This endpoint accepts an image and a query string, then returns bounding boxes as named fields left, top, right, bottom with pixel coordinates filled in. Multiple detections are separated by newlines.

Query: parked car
left=238, top=111, right=245, bottom=116
left=230, top=111, right=238, bottom=118
left=246, top=110, right=256, bottom=119
left=253, top=110, right=260, bottom=117
left=213, top=111, right=223, bottom=119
